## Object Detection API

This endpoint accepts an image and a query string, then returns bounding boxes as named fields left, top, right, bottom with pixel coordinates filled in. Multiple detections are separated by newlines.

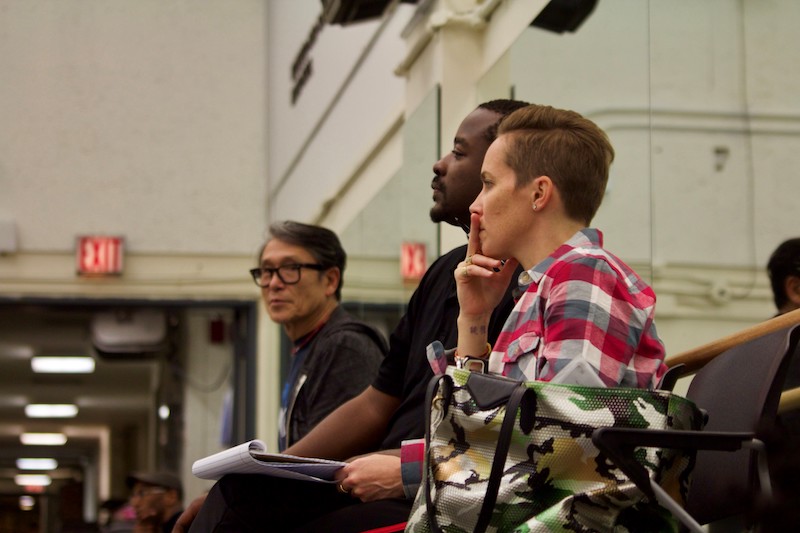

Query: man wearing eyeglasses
left=251, top=220, right=386, bottom=450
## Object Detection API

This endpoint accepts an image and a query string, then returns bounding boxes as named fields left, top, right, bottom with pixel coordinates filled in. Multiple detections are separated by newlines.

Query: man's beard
left=429, top=204, right=447, bottom=223
left=430, top=202, right=469, bottom=231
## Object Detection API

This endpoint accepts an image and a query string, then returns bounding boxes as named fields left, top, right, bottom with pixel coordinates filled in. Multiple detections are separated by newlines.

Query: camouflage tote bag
left=405, top=367, right=703, bottom=533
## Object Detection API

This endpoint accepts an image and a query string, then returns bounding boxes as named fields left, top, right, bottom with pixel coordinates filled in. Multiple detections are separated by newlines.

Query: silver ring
left=337, top=483, right=350, bottom=495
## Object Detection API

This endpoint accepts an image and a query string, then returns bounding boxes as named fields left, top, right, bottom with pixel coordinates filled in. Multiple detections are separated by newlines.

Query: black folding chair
left=593, top=324, right=800, bottom=532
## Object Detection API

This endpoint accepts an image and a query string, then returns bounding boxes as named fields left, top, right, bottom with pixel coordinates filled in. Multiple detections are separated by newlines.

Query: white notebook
left=191, top=439, right=345, bottom=483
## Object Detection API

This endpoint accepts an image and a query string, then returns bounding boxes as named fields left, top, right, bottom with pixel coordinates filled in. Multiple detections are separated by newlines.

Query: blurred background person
left=126, top=472, right=183, bottom=533
left=98, top=497, right=136, bottom=533
left=768, top=237, right=800, bottom=316
left=767, top=237, right=800, bottom=433
left=753, top=238, right=800, bottom=530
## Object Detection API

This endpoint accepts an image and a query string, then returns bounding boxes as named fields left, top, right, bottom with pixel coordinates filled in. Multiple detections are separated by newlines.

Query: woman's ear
left=529, top=175, right=553, bottom=209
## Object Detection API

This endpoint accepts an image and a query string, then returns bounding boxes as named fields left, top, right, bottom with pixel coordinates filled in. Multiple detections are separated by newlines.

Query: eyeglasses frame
left=249, top=263, right=327, bottom=287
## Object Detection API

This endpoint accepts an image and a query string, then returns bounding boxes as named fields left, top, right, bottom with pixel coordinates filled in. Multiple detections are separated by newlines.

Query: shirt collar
left=517, top=228, right=603, bottom=288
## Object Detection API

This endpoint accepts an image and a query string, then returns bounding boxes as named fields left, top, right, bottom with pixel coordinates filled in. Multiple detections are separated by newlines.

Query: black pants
left=188, top=474, right=412, bottom=533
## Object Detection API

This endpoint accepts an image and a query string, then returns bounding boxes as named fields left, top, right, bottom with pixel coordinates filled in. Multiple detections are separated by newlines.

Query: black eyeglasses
left=249, top=263, right=326, bottom=287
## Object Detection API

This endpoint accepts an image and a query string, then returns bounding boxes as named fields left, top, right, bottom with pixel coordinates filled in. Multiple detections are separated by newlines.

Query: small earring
left=532, top=204, right=538, bottom=211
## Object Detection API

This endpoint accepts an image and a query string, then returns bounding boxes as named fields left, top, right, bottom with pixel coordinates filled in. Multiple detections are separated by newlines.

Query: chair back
left=684, top=324, right=800, bottom=524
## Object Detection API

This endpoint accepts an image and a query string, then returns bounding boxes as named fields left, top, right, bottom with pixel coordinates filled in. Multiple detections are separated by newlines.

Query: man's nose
left=432, top=156, right=446, bottom=176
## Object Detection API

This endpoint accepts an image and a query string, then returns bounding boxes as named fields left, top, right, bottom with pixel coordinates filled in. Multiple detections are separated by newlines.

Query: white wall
left=505, top=0, right=799, bottom=272
left=0, top=0, right=268, bottom=254
left=266, top=1, right=413, bottom=227
left=0, top=0, right=271, bottom=506
left=181, top=308, right=235, bottom=505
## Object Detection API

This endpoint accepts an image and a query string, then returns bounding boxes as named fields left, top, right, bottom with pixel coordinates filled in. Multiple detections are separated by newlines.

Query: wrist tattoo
left=469, top=325, right=487, bottom=335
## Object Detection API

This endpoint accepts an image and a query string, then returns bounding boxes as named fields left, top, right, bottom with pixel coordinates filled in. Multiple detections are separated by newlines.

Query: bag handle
left=423, top=373, right=452, bottom=533
left=474, top=382, right=531, bottom=533
left=422, top=372, right=532, bottom=533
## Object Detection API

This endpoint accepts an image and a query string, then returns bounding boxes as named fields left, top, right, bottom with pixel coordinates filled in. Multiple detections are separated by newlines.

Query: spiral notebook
left=191, top=439, right=345, bottom=483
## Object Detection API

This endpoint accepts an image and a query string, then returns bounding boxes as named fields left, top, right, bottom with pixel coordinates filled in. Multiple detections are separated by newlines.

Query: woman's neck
left=518, top=218, right=585, bottom=271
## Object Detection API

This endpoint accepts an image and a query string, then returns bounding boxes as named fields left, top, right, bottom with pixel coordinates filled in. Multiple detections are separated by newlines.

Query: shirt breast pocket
left=506, top=331, right=541, bottom=362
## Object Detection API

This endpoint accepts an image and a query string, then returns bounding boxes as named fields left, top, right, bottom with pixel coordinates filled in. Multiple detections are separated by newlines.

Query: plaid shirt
left=488, top=228, right=667, bottom=389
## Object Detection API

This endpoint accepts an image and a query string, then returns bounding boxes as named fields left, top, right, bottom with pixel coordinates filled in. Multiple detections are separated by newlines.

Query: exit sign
left=400, top=242, right=426, bottom=281
left=76, top=236, right=124, bottom=276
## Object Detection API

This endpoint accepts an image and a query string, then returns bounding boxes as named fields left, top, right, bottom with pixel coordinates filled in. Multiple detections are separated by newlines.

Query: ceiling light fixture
left=20, top=433, right=67, bottom=446
left=19, top=495, right=35, bottom=510
left=31, top=356, right=95, bottom=374
left=25, top=404, right=79, bottom=418
left=14, top=474, right=52, bottom=487
left=16, top=458, right=58, bottom=470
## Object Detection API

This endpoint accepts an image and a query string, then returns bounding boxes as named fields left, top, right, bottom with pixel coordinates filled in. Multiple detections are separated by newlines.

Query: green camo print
left=406, top=367, right=703, bottom=533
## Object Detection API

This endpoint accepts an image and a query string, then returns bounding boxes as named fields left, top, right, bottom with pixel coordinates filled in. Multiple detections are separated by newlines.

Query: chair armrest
left=591, top=427, right=755, bottom=501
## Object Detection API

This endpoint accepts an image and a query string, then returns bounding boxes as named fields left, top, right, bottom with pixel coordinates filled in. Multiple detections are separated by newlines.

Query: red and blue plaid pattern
left=489, top=229, right=667, bottom=389
left=400, top=438, right=425, bottom=499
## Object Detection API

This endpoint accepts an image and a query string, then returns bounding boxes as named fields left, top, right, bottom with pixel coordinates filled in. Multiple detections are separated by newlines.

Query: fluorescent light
left=16, top=458, right=58, bottom=470
left=15, top=474, right=51, bottom=487
left=19, top=495, right=35, bottom=510
left=31, top=356, right=95, bottom=374
left=20, top=433, right=67, bottom=445
left=25, top=404, right=79, bottom=418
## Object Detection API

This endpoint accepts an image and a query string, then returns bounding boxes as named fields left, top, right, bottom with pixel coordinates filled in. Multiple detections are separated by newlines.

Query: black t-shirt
left=373, top=244, right=518, bottom=450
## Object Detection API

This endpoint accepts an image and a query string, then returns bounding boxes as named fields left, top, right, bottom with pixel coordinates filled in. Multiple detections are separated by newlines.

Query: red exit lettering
left=401, top=242, right=426, bottom=281
left=76, top=236, right=124, bottom=276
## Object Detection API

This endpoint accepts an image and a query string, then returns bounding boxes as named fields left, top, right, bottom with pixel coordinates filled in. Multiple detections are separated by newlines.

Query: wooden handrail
left=665, top=307, right=800, bottom=374
left=779, top=386, right=800, bottom=414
